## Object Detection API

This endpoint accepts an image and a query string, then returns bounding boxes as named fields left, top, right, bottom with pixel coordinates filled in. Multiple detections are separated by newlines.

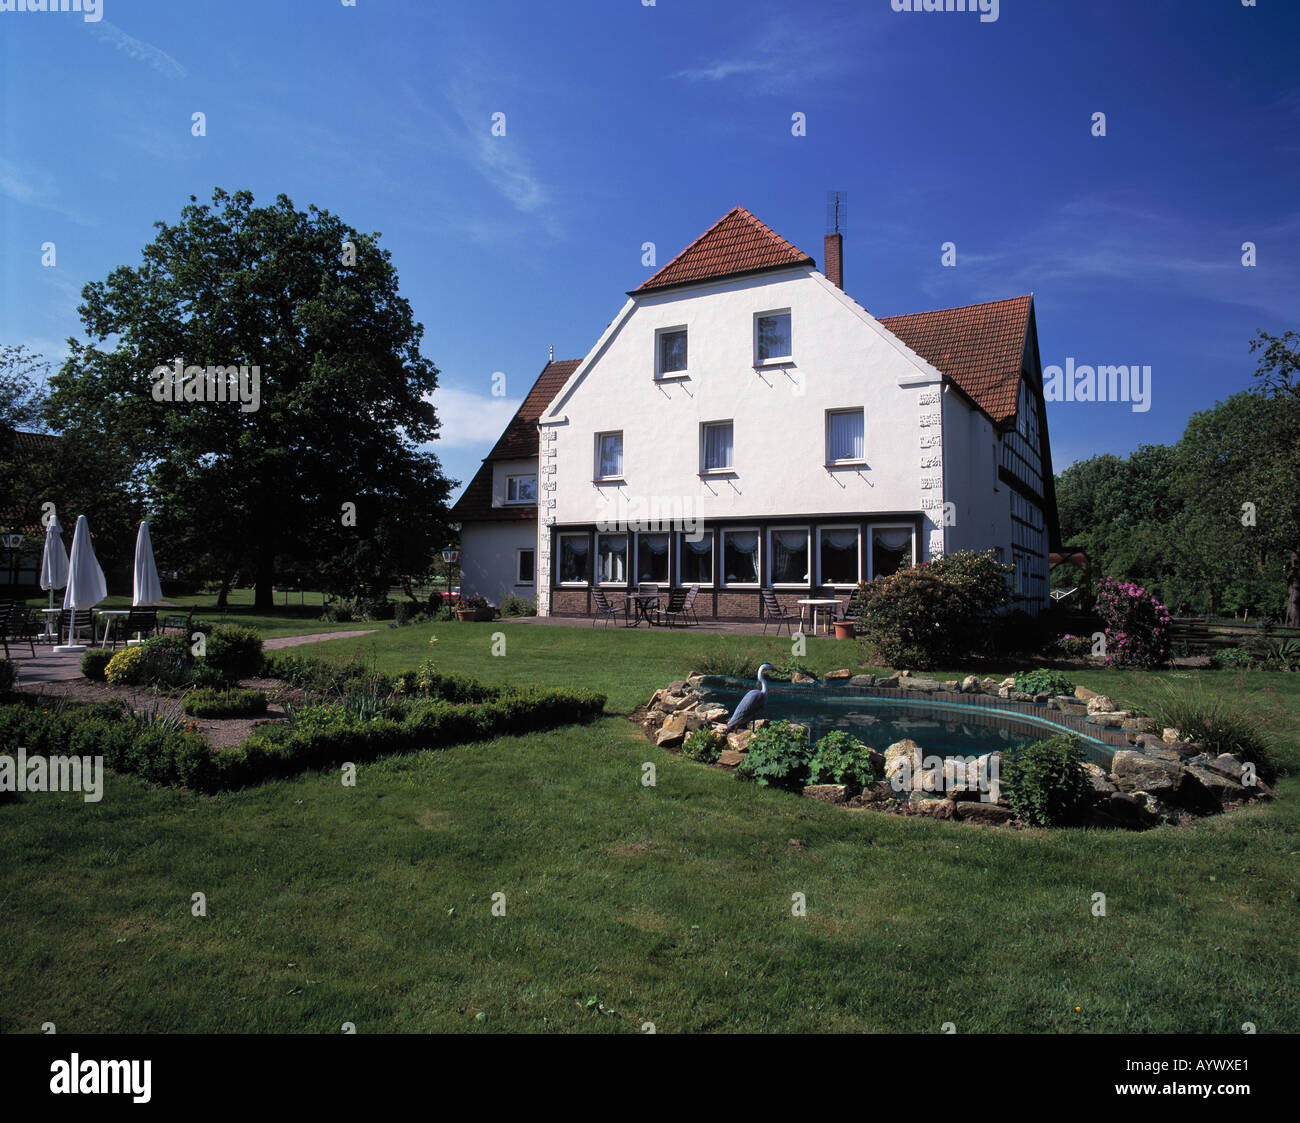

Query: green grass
left=2, top=619, right=1298, bottom=1033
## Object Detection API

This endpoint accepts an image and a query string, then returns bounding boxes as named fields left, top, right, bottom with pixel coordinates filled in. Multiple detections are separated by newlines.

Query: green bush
left=80, top=648, right=116, bottom=682
left=1211, top=646, right=1254, bottom=669
left=682, top=727, right=725, bottom=763
left=808, top=730, right=878, bottom=792
left=104, top=646, right=145, bottom=685
left=203, top=624, right=264, bottom=681
left=1148, top=688, right=1278, bottom=783
left=858, top=549, right=1012, bottom=669
left=1013, top=669, right=1076, bottom=698
left=1001, top=734, right=1090, bottom=827
left=358, top=595, right=393, bottom=621
left=501, top=594, right=536, bottom=617
left=182, top=688, right=268, bottom=719
left=0, top=658, right=16, bottom=694
left=137, top=634, right=196, bottom=689
left=736, top=720, right=812, bottom=792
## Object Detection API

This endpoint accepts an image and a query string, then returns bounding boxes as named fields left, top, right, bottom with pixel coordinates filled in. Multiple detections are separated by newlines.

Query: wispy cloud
left=425, top=385, right=522, bottom=448
left=0, top=158, right=90, bottom=224
left=89, top=21, right=187, bottom=80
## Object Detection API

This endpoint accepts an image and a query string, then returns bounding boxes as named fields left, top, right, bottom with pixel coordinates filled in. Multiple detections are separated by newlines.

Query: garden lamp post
left=441, top=547, right=460, bottom=606
left=3, top=531, right=23, bottom=588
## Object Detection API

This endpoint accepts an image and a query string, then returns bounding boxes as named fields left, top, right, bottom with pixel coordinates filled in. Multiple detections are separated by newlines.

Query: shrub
left=1055, top=634, right=1093, bottom=659
left=203, top=624, right=264, bottom=681
left=807, top=730, right=878, bottom=792
left=393, top=601, right=417, bottom=627
left=358, top=595, right=393, bottom=621
left=1211, top=646, right=1254, bottom=669
left=80, top=648, right=116, bottom=682
left=320, top=602, right=356, bottom=623
left=0, top=658, right=17, bottom=694
left=735, top=720, right=812, bottom=792
left=695, top=642, right=768, bottom=678
left=1094, top=578, right=1171, bottom=668
left=857, top=549, right=1012, bottom=669
left=104, top=646, right=145, bottom=686
left=137, top=634, right=196, bottom=689
left=501, top=594, right=536, bottom=617
left=682, top=728, right=724, bottom=763
left=182, top=688, right=268, bottom=719
left=458, top=595, right=493, bottom=617
left=1001, top=734, right=1090, bottom=827
left=1148, top=688, right=1278, bottom=783
left=1013, top=669, right=1076, bottom=698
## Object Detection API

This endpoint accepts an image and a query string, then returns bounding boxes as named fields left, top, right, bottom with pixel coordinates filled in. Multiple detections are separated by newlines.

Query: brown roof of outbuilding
left=633, top=206, right=815, bottom=295
left=879, top=295, right=1033, bottom=424
left=450, top=359, right=580, bottom=523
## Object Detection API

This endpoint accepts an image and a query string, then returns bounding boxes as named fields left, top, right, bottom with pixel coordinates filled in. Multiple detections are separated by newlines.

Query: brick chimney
left=824, top=232, right=843, bottom=289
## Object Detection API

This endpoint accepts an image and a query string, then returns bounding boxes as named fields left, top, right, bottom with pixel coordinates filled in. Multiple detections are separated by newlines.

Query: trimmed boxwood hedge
left=182, top=688, right=268, bottom=719
left=0, top=673, right=606, bottom=794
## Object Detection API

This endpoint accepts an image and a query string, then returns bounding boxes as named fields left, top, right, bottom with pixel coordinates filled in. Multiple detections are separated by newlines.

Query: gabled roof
left=450, top=359, right=580, bottom=523
left=1, top=430, right=59, bottom=529
left=633, top=206, right=815, bottom=295
left=879, top=295, right=1033, bottom=424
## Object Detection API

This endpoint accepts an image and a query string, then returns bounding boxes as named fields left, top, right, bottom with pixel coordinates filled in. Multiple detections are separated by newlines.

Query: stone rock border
left=637, top=670, right=1276, bottom=830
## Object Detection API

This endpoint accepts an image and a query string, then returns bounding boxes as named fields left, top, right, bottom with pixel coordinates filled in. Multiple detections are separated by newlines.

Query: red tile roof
left=634, top=206, right=815, bottom=294
left=451, top=359, right=581, bottom=522
left=879, top=295, right=1032, bottom=424
left=2, top=430, right=60, bottom=529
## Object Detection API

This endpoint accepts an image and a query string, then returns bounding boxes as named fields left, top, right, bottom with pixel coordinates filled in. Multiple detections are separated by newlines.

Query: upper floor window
left=700, top=420, right=734, bottom=473
left=826, top=408, right=865, bottom=464
left=596, top=431, right=623, bottom=480
left=505, top=474, right=537, bottom=504
left=755, top=310, right=792, bottom=363
left=657, top=328, right=688, bottom=378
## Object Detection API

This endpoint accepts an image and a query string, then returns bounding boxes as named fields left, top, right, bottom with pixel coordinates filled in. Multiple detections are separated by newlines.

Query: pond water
left=697, top=678, right=1113, bottom=763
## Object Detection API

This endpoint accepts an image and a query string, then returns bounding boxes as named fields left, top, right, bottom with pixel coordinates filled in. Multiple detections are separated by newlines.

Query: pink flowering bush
left=1094, top=578, right=1171, bottom=668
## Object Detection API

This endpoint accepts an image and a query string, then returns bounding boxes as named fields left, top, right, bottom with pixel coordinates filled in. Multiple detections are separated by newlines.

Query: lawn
left=2, top=619, right=1298, bottom=1033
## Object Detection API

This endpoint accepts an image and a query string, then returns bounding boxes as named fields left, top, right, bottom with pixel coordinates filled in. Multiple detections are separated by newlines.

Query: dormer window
left=656, top=328, right=688, bottom=378
left=505, top=474, right=537, bottom=504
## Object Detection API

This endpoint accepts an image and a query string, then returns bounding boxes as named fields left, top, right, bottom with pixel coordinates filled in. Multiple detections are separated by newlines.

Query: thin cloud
left=425, top=385, right=522, bottom=448
left=90, top=21, right=188, bottom=80
left=0, top=158, right=90, bottom=224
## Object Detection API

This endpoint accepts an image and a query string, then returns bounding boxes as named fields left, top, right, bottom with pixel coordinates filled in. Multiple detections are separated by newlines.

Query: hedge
left=0, top=679, right=606, bottom=794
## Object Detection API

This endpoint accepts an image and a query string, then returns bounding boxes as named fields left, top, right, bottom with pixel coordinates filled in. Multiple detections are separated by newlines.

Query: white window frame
left=556, top=532, right=590, bottom=586
left=825, top=407, right=866, bottom=466
left=866, top=522, right=916, bottom=582
left=594, top=430, right=624, bottom=482
left=699, top=419, right=735, bottom=474
left=515, top=547, right=535, bottom=587
left=767, top=525, right=811, bottom=588
left=634, top=530, right=671, bottom=586
left=655, top=326, right=689, bottom=380
left=676, top=529, right=715, bottom=588
left=595, top=532, right=629, bottom=587
left=505, top=473, right=537, bottom=505
left=720, top=526, right=762, bottom=588
left=754, top=308, right=793, bottom=365
left=816, top=525, right=861, bottom=587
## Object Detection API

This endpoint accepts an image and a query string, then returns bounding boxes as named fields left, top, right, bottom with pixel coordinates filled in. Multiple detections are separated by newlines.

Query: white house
left=456, top=206, right=1058, bottom=620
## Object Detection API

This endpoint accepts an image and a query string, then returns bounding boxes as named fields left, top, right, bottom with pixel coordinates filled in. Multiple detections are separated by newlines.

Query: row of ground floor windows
left=553, top=524, right=917, bottom=589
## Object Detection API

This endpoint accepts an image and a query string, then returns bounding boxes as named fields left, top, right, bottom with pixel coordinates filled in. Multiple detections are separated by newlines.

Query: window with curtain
left=818, top=528, right=859, bottom=585
left=679, top=533, right=713, bottom=585
left=596, top=432, right=623, bottom=479
left=826, top=409, right=865, bottom=463
left=770, top=528, right=809, bottom=585
left=658, top=329, right=687, bottom=375
left=870, top=526, right=913, bottom=580
left=506, top=474, right=537, bottom=503
left=558, top=534, right=589, bottom=584
left=636, top=533, right=669, bottom=583
left=701, top=421, right=734, bottom=472
left=722, top=530, right=760, bottom=585
left=756, top=311, right=792, bottom=361
left=596, top=534, right=628, bottom=585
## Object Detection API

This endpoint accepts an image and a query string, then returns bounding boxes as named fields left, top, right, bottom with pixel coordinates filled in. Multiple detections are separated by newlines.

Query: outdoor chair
left=637, top=582, right=661, bottom=612
left=657, top=588, right=688, bottom=627
left=56, top=608, right=95, bottom=648
left=660, top=584, right=700, bottom=628
left=760, top=588, right=800, bottom=636
left=162, top=609, right=195, bottom=638
left=591, top=588, right=621, bottom=628
left=2, top=604, right=38, bottom=659
left=108, top=608, right=159, bottom=650
left=833, top=588, right=868, bottom=634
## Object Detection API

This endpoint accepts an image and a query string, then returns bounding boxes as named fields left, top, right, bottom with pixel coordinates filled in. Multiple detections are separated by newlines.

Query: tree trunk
left=216, top=573, right=233, bottom=610
left=254, top=551, right=276, bottom=611
left=1286, top=549, right=1300, bottom=628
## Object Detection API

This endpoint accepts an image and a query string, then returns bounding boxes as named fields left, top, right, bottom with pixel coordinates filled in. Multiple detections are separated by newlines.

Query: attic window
left=657, top=328, right=688, bottom=378
left=505, top=474, right=537, bottom=504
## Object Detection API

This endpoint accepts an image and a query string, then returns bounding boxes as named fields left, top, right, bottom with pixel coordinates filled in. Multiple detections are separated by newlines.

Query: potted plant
left=457, top=595, right=493, bottom=622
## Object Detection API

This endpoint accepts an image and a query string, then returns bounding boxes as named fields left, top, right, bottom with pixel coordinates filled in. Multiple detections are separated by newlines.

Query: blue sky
left=2, top=0, right=1297, bottom=501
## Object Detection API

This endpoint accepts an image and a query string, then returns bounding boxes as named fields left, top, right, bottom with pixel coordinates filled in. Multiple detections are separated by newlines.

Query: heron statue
left=726, top=663, right=775, bottom=733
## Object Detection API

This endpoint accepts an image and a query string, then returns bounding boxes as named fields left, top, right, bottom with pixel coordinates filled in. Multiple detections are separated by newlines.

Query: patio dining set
left=0, top=600, right=195, bottom=660
left=588, top=583, right=862, bottom=635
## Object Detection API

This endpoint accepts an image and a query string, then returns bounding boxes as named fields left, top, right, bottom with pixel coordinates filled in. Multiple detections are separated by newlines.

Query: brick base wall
left=547, top=586, right=850, bottom=623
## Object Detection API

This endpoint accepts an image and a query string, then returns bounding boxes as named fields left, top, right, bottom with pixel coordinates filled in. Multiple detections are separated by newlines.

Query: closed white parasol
left=54, top=514, right=108, bottom=653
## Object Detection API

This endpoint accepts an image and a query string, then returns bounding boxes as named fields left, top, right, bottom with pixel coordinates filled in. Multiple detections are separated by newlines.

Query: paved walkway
left=504, top=615, right=841, bottom=637
left=8, top=629, right=380, bottom=687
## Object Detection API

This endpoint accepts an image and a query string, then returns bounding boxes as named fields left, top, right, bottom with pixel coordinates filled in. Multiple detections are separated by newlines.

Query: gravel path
left=262, top=629, right=378, bottom=649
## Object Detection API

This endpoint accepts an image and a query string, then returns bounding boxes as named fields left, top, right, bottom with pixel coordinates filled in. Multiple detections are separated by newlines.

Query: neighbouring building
left=456, top=206, right=1059, bottom=620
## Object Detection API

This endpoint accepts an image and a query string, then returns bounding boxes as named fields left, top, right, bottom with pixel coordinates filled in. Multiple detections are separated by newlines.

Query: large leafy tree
left=46, top=189, right=453, bottom=608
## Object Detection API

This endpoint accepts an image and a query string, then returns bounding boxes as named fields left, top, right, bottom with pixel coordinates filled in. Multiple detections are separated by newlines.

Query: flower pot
left=833, top=621, right=856, bottom=640
left=456, top=610, right=476, bottom=622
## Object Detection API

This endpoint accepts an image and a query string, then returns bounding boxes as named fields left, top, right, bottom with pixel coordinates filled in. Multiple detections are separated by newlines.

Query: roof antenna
left=549, top=344, right=554, bottom=362
left=826, top=190, right=847, bottom=235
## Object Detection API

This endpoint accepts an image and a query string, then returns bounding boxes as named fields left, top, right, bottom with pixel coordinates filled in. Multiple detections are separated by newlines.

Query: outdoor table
left=797, top=598, right=841, bottom=635
left=623, top=593, right=659, bottom=628
left=39, top=607, right=61, bottom=640
left=95, top=609, right=131, bottom=648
